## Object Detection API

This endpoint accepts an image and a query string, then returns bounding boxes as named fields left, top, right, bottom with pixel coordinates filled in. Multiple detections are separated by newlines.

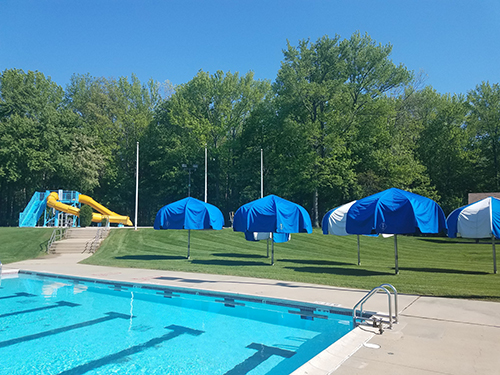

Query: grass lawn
left=0, top=227, right=53, bottom=263
left=80, top=227, right=500, bottom=301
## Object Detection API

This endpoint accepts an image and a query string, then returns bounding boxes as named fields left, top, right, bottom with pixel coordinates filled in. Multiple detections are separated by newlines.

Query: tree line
left=1, top=32, right=499, bottom=227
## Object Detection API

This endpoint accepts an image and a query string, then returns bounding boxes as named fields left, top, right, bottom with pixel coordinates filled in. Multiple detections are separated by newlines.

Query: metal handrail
left=352, top=283, right=398, bottom=329
left=47, top=227, right=68, bottom=253
left=83, top=227, right=109, bottom=253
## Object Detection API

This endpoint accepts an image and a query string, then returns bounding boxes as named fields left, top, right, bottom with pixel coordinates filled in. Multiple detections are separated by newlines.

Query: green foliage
left=79, top=205, right=93, bottom=227
left=1, top=32, right=499, bottom=228
left=272, top=32, right=414, bottom=224
left=467, top=81, right=500, bottom=192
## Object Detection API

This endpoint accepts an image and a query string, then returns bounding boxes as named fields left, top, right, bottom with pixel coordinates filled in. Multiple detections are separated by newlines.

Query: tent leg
left=271, top=240, right=274, bottom=266
left=357, top=235, right=361, bottom=266
left=187, top=229, right=191, bottom=259
left=267, top=238, right=269, bottom=258
left=394, top=234, right=399, bottom=275
left=493, top=235, right=497, bottom=274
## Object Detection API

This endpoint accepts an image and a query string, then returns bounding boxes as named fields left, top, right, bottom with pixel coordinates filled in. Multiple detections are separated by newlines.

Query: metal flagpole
left=205, top=146, right=207, bottom=203
left=261, top=148, right=263, bottom=198
left=134, top=142, right=139, bottom=231
left=262, top=148, right=270, bottom=256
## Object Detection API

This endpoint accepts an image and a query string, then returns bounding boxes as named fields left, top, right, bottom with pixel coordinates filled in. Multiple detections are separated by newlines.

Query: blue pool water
left=0, top=271, right=353, bottom=375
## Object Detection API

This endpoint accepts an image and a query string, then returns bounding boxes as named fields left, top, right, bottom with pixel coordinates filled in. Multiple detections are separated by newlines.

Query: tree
left=145, top=70, right=271, bottom=222
left=65, top=73, right=160, bottom=222
left=273, top=32, right=413, bottom=225
left=408, top=87, right=473, bottom=213
left=467, top=81, right=500, bottom=191
left=0, top=69, right=70, bottom=225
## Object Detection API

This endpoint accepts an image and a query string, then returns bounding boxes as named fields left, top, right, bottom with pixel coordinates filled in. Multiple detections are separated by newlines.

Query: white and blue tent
left=447, top=196, right=500, bottom=273
left=323, top=188, right=447, bottom=274
left=322, top=200, right=364, bottom=265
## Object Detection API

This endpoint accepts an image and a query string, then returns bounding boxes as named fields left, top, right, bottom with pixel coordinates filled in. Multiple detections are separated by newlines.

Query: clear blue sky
left=1, top=0, right=499, bottom=95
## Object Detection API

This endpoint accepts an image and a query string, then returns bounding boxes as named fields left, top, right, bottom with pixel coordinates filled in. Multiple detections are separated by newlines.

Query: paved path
left=5, top=253, right=500, bottom=374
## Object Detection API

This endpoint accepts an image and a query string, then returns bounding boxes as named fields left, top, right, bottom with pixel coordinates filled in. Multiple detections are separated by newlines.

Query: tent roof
left=447, top=196, right=500, bottom=239
left=233, top=194, right=312, bottom=234
left=154, top=197, right=224, bottom=230
left=322, top=200, right=356, bottom=236
left=346, top=188, right=447, bottom=235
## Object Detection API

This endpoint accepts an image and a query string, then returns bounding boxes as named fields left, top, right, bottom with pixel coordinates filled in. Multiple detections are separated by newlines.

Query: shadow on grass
left=398, top=267, right=490, bottom=275
left=418, top=238, right=491, bottom=245
left=191, top=259, right=270, bottom=267
left=115, top=255, right=186, bottom=261
left=280, top=258, right=353, bottom=266
left=212, top=253, right=268, bottom=259
left=284, top=266, right=392, bottom=276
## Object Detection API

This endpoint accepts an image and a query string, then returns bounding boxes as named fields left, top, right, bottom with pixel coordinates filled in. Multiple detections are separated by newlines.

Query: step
left=50, top=229, right=108, bottom=254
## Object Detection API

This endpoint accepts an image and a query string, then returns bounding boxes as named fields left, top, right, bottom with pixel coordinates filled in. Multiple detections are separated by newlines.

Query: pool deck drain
left=5, top=251, right=500, bottom=375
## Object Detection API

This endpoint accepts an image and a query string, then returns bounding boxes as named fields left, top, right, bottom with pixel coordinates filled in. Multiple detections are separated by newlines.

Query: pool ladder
left=352, top=284, right=398, bottom=331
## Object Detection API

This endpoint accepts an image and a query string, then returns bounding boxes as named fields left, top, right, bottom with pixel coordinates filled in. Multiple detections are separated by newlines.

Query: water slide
left=46, top=192, right=133, bottom=226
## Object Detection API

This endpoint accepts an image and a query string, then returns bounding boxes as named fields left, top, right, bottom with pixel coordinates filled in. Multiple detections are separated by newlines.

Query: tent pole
left=187, top=229, right=191, bottom=259
left=267, top=238, right=269, bottom=258
left=357, top=235, right=361, bottom=265
left=271, top=235, right=275, bottom=265
left=493, top=235, right=497, bottom=274
left=394, top=234, right=399, bottom=275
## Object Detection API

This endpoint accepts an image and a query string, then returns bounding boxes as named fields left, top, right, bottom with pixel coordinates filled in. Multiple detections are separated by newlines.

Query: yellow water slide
left=46, top=192, right=133, bottom=226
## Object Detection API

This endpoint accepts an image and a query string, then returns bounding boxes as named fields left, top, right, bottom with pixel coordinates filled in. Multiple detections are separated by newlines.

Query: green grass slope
left=0, top=228, right=53, bottom=263
left=82, top=228, right=500, bottom=300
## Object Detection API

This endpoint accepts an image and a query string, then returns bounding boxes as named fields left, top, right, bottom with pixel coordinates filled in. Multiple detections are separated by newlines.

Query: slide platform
left=46, top=192, right=133, bottom=226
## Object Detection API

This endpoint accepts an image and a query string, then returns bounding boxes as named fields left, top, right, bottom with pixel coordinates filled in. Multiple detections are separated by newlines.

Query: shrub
left=79, top=205, right=93, bottom=227
left=101, top=216, right=109, bottom=227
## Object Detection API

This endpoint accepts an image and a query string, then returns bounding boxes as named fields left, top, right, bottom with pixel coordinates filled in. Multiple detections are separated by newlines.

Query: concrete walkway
left=5, top=253, right=500, bottom=374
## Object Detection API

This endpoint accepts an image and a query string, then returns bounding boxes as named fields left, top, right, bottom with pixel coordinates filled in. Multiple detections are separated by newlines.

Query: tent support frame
left=357, top=235, right=361, bottom=265
left=394, top=234, right=399, bottom=275
left=493, top=235, right=497, bottom=274
left=271, top=234, right=275, bottom=265
left=187, top=229, right=191, bottom=259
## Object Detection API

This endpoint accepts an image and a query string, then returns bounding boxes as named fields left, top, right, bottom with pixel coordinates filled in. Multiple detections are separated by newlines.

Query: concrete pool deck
left=5, top=252, right=500, bottom=375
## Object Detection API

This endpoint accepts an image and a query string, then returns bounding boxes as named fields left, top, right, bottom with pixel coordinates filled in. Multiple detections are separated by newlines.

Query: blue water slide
left=18, top=191, right=50, bottom=227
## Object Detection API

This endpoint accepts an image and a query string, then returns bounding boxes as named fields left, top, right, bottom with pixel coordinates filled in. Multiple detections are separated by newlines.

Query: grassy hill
left=0, top=227, right=53, bottom=263
left=81, top=227, right=500, bottom=300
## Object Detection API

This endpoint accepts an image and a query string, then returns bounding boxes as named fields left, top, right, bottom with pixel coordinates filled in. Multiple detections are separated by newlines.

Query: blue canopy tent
left=154, top=197, right=224, bottom=259
left=345, top=188, right=447, bottom=274
left=233, top=195, right=312, bottom=265
left=447, top=196, right=500, bottom=273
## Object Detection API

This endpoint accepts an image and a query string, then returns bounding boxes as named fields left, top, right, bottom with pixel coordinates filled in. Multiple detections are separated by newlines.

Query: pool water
left=0, top=272, right=353, bottom=375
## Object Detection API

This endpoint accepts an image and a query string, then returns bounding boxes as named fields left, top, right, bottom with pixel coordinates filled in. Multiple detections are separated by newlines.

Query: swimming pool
left=0, top=271, right=354, bottom=374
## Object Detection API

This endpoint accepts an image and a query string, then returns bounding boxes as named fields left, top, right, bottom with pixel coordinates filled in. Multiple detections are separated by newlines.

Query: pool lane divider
left=56, top=324, right=204, bottom=375
left=0, top=312, right=131, bottom=349
left=224, top=343, right=296, bottom=375
left=0, top=292, right=36, bottom=300
left=0, top=300, right=80, bottom=319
